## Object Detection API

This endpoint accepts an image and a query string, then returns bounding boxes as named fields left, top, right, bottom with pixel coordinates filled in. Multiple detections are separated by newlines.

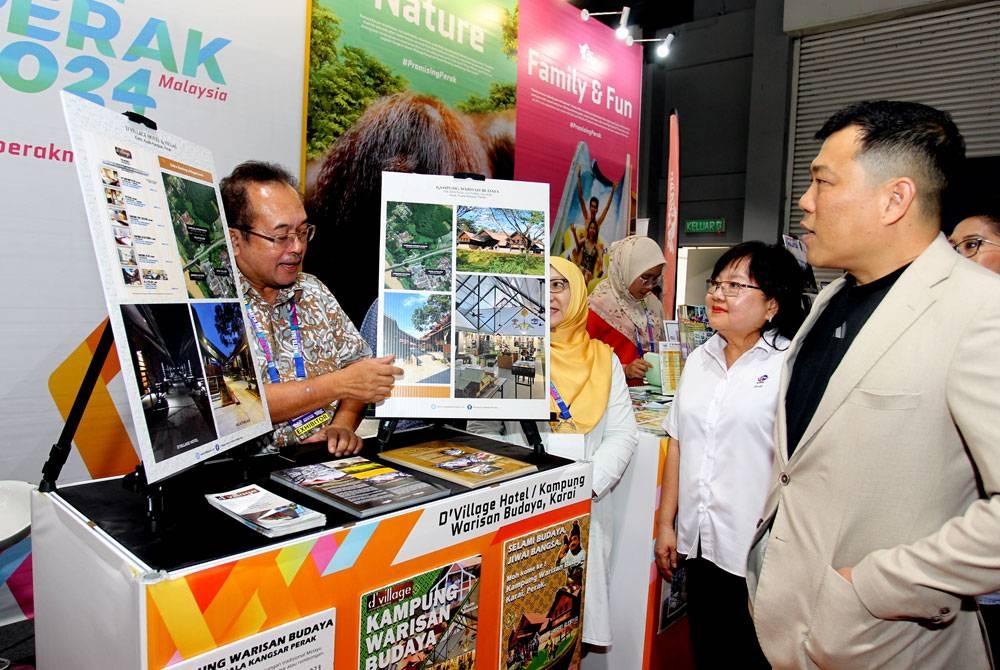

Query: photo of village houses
left=455, top=205, right=546, bottom=276
left=501, top=517, right=589, bottom=670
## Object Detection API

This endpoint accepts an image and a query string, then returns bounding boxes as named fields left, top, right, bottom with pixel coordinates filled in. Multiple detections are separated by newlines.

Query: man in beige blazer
left=747, top=100, right=1000, bottom=669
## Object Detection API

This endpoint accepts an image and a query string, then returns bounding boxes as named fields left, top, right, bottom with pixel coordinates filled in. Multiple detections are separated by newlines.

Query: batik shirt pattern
left=241, top=272, right=370, bottom=447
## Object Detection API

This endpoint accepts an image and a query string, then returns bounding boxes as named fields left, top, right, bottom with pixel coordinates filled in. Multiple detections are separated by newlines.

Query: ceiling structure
left=454, top=274, right=546, bottom=336
left=567, top=0, right=694, bottom=40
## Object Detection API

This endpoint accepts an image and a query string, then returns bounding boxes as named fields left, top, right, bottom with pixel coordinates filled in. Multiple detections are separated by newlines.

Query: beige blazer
left=746, top=235, right=1000, bottom=670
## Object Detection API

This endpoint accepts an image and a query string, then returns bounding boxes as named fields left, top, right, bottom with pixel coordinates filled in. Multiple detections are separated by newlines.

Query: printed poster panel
left=304, top=0, right=518, bottom=325
left=360, top=556, right=481, bottom=670
left=0, top=0, right=307, bottom=484
left=61, top=92, right=271, bottom=484
left=376, top=172, right=549, bottom=420
left=500, top=515, right=590, bottom=670
left=516, top=0, right=643, bottom=292
left=169, top=607, right=335, bottom=670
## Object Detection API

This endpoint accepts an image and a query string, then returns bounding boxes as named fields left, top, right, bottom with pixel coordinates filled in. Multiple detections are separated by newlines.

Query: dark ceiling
left=567, top=0, right=694, bottom=39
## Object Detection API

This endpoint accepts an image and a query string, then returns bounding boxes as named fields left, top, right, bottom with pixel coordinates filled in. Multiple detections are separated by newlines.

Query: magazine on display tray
left=269, top=456, right=449, bottom=519
left=379, top=441, right=538, bottom=489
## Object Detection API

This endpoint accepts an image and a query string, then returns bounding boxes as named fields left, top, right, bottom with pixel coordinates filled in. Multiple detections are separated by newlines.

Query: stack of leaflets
left=677, top=305, right=715, bottom=365
left=379, top=441, right=538, bottom=489
left=205, top=484, right=326, bottom=538
left=269, top=456, right=449, bottom=519
left=629, top=387, right=672, bottom=436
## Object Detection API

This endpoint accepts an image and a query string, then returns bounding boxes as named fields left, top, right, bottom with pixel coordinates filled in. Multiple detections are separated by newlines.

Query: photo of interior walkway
left=212, top=375, right=266, bottom=436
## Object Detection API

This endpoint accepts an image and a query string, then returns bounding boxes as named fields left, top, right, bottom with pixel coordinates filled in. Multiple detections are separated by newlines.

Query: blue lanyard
left=245, top=298, right=307, bottom=383
left=549, top=383, right=572, bottom=421
left=634, top=311, right=656, bottom=357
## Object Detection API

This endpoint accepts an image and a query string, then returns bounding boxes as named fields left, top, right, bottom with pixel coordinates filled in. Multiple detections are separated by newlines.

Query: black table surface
left=53, top=424, right=567, bottom=573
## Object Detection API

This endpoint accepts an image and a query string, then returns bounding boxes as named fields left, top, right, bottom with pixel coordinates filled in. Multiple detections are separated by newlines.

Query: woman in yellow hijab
left=468, top=256, right=638, bottom=648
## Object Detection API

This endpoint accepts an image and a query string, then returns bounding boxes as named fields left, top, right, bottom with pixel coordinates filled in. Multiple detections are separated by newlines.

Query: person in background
left=468, top=256, right=638, bottom=649
left=948, top=194, right=1000, bottom=665
left=305, top=91, right=491, bottom=325
left=654, top=241, right=806, bottom=669
left=570, top=165, right=618, bottom=285
left=221, top=161, right=402, bottom=455
left=587, top=235, right=667, bottom=386
left=747, top=100, right=1000, bottom=669
left=949, top=196, right=1000, bottom=273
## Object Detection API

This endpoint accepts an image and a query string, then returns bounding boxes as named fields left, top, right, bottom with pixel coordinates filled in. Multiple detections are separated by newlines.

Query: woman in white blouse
left=654, top=241, right=807, bottom=668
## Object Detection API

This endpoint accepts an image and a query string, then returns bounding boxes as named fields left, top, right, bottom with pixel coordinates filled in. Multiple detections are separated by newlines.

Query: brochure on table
left=376, top=172, right=550, bottom=420
left=60, top=92, right=271, bottom=484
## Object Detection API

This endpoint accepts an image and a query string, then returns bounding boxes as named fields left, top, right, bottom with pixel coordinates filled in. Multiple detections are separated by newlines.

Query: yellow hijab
left=549, top=256, right=613, bottom=433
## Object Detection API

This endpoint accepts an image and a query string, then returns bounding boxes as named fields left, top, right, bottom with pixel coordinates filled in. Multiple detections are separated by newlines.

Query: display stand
left=33, top=425, right=593, bottom=670
left=39, top=319, right=115, bottom=494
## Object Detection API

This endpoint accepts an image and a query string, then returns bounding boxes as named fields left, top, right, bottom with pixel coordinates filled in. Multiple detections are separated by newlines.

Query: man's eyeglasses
left=706, top=279, right=763, bottom=297
left=550, top=279, right=570, bottom=294
left=952, top=236, right=1000, bottom=259
left=238, top=224, right=316, bottom=247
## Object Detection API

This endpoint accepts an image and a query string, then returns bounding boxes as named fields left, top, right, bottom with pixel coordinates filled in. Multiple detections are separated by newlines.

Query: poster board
left=0, top=0, right=308, bottom=485
left=500, top=515, right=589, bottom=669
left=61, top=92, right=271, bottom=484
left=375, top=172, right=550, bottom=420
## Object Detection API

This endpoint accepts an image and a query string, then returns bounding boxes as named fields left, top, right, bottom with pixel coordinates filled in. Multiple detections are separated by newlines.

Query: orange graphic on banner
left=47, top=319, right=138, bottom=478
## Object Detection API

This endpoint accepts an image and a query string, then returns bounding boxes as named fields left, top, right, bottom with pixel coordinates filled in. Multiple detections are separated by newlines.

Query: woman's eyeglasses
left=706, top=279, right=763, bottom=297
left=952, top=236, right=1000, bottom=259
left=637, top=272, right=661, bottom=287
left=550, top=279, right=570, bottom=294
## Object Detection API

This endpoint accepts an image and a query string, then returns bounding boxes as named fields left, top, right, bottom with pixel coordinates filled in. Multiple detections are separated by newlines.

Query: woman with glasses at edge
left=949, top=197, right=1000, bottom=273
left=468, top=257, right=638, bottom=652
left=587, top=235, right=667, bottom=386
left=948, top=195, right=1000, bottom=666
left=653, top=241, right=807, bottom=669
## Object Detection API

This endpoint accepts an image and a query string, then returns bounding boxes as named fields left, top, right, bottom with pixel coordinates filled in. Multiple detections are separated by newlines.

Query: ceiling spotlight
left=657, top=33, right=675, bottom=57
left=580, top=5, right=631, bottom=38
left=616, top=6, right=631, bottom=40
left=630, top=33, right=676, bottom=59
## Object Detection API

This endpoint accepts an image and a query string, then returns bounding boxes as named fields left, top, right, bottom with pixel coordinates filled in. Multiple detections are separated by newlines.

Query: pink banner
left=516, top=0, right=643, bottom=291
left=662, top=111, right=680, bottom=319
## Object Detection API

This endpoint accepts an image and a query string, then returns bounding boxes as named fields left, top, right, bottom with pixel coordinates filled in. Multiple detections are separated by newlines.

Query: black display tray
left=54, top=424, right=567, bottom=572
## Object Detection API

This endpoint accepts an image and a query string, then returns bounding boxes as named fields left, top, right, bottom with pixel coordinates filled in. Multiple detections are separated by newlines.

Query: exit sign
left=685, top=218, right=726, bottom=234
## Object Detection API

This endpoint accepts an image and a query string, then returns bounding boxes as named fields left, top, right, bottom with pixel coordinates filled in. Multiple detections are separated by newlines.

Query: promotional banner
left=0, top=1, right=309, bottom=484
left=500, top=515, right=589, bottom=670
left=517, top=0, right=643, bottom=292
left=169, top=608, right=335, bottom=670
left=304, top=0, right=519, bottom=325
left=662, top=110, right=681, bottom=319
left=360, top=557, right=481, bottom=670
left=304, top=0, right=644, bottom=322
